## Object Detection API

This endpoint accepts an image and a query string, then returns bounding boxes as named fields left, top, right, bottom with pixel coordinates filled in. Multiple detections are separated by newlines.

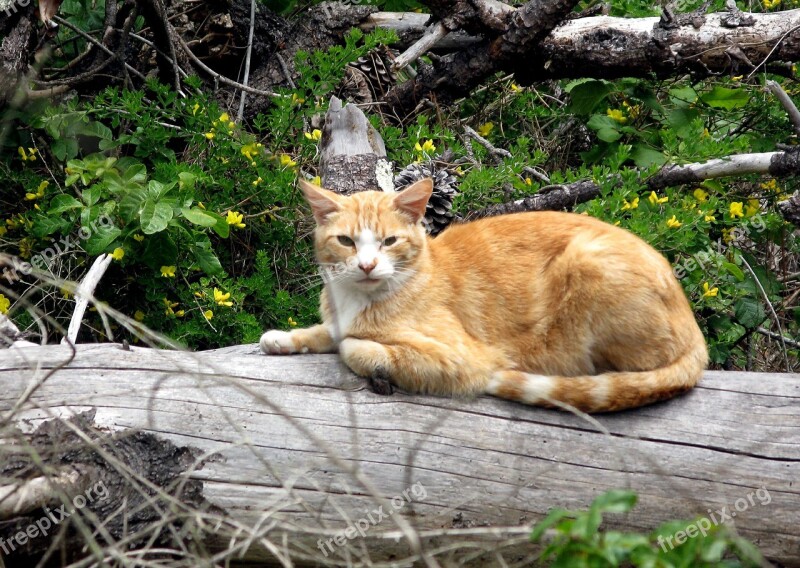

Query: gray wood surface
left=0, top=343, right=798, bottom=566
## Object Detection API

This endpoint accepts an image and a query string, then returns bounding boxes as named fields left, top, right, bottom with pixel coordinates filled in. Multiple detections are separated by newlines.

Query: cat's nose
left=358, top=259, right=377, bottom=275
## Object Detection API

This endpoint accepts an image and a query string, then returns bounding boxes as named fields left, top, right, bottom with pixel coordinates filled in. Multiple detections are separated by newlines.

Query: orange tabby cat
left=260, top=178, right=707, bottom=412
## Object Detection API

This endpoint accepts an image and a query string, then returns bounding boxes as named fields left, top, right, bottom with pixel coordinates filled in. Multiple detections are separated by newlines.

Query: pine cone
left=395, top=160, right=460, bottom=236
left=337, top=46, right=398, bottom=104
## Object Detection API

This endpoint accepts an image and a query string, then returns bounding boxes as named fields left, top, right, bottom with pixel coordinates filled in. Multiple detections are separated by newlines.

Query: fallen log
left=0, top=343, right=798, bottom=566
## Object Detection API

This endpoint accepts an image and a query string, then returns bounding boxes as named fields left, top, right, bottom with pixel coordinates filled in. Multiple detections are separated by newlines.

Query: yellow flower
left=111, top=247, right=125, bottom=261
left=702, top=282, right=719, bottom=298
left=203, top=310, right=214, bottom=320
left=18, top=147, right=37, bottom=161
left=218, top=112, right=230, bottom=123
left=414, top=139, right=436, bottom=154
left=0, top=225, right=6, bottom=237
left=133, top=234, right=144, bottom=242
left=163, top=297, right=179, bottom=316
left=621, top=197, right=639, bottom=211
left=760, top=179, right=778, bottom=192
left=226, top=210, right=246, bottom=229
left=304, top=129, right=322, bottom=141
left=214, top=287, right=233, bottom=307
left=606, top=108, right=627, bottom=124
left=134, top=310, right=145, bottom=322
left=192, top=102, right=200, bottom=115
left=477, top=122, right=494, bottom=137
left=722, top=228, right=734, bottom=243
left=731, top=75, right=743, bottom=82
left=0, top=294, right=9, bottom=314
left=175, top=310, right=185, bottom=318
left=160, top=265, right=176, bottom=278
left=194, top=291, right=206, bottom=298
left=279, top=154, right=297, bottom=168
left=729, top=202, right=744, bottom=218
left=666, top=215, right=682, bottom=229
left=622, top=101, right=640, bottom=119
left=288, top=316, right=298, bottom=327
left=311, top=175, right=322, bottom=186
left=524, top=178, right=532, bottom=186
left=291, top=93, right=305, bottom=105
left=205, top=132, right=215, bottom=140
left=693, top=188, right=708, bottom=203
left=252, top=177, right=263, bottom=186
left=25, top=180, right=48, bottom=201
left=241, top=142, right=261, bottom=162
left=745, top=198, right=760, bottom=217
left=648, top=191, right=668, bottom=205
left=510, top=83, right=522, bottom=93
left=704, top=214, right=716, bottom=222
left=19, top=238, right=31, bottom=259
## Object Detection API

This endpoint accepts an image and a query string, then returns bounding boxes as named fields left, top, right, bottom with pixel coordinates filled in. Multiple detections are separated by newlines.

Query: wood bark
left=0, top=344, right=798, bottom=566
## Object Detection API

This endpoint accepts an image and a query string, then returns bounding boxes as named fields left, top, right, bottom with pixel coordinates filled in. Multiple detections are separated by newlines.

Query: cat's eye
left=337, top=235, right=355, bottom=246
left=383, top=236, right=397, bottom=246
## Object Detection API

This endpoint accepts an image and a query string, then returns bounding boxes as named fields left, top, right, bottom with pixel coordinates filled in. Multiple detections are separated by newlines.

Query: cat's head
left=298, top=178, right=433, bottom=293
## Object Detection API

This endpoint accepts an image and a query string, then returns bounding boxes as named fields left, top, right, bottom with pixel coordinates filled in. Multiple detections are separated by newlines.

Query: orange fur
left=260, top=179, right=707, bottom=412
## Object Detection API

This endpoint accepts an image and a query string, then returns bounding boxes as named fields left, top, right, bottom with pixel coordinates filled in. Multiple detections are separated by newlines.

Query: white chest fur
left=325, top=281, right=372, bottom=341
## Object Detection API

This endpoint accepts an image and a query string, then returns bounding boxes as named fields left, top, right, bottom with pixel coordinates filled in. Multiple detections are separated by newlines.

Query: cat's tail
left=485, top=344, right=707, bottom=413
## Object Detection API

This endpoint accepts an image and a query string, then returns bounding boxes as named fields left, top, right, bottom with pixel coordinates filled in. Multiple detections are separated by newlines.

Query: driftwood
left=0, top=343, right=798, bottom=566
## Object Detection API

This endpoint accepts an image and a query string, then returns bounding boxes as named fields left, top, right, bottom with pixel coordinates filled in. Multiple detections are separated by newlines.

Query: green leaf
left=700, top=86, right=749, bottom=110
left=83, top=224, right=122, bottom=256
left=139, top=200, right=174, bottom=234
left=178, top=171, right=197, bottom=191
left=530, top=509, right=571, bottom=542
left=591, top=490, right=637, bottom=514
left=700, top=538, right=727, bottom=562
left=587, top=114, right=622, bottom=143
left=48, top=194, right=82, bottom=214
left=723, top=262, right=745, bottom=282
left=30, top=216, right=65, bottom=238
left=82, top=185, right=102, bottom=206
left=181, top=207, right=217, bottom=227
left=666, top=108, right=701, bottom=139
left=147, top=179, right=177, bottom=201
left=119, top=187, right=146, bottom=223
left=669, top=85, right=698, bottom=106
left=734, top=297, right=766, bottom=329
left=209, top=212, right=230, bottom=238
left=630, top=145, right=666, bottom=168
left=141, top=232, right=178, bottom=268
left=567, top=80, right=612, bottom=116
left=191, top=244, right=224, bottom=276
left=571, top=507, right=602, bottom=539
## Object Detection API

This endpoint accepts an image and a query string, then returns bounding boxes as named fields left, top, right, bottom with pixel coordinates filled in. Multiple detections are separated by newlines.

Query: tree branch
left=468, top=149, right=800, bottom=226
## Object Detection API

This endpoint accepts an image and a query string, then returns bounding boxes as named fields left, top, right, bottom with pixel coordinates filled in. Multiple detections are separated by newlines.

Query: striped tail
left=485, top=344, right=708, bottom=413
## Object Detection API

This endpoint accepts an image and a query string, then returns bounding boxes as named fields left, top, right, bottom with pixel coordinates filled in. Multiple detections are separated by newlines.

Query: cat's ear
left=393, top=178, right=432, bottom=223
left=298, top=179, right=341, bottom=224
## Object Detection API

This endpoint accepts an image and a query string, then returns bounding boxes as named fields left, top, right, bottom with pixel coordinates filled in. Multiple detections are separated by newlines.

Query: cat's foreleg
left=260, top=324, right=335, bottom=355
left=339, top=336, right=488, bottom=396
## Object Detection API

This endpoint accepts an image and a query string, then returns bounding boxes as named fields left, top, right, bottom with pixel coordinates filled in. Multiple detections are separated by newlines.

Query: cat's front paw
left=339, top=338, right=390, bottom=377
left=260, top=330, right=298, bottom=355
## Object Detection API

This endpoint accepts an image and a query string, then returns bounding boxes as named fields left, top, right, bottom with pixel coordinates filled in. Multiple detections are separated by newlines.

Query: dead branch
left=469, top=149, right=800, bottom=224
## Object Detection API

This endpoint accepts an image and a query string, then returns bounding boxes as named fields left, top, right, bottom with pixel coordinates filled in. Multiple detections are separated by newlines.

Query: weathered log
left=0, top=344, right=798, bottom=566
